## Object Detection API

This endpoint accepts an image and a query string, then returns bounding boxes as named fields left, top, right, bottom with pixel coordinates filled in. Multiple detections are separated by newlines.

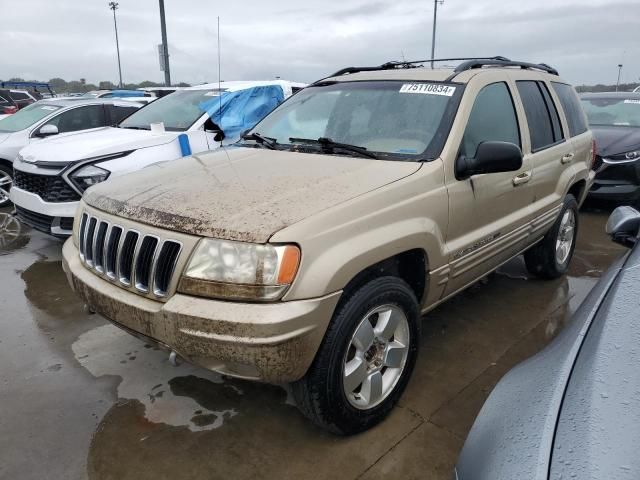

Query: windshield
left=247, top=81, right=460, bottom=159
left=581, top=97, right=640, bottom=127
left=0, top=102, right=61, bottom=132
left=119, top=89, right=224, bottom=131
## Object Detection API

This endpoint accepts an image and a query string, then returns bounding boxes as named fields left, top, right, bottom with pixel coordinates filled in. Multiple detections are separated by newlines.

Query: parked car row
left=4, top=58, right=638, bottom=478
left=4, top=79, right=304, bottom=234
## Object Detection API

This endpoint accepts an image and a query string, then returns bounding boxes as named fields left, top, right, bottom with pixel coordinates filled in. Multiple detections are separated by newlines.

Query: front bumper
left=62, top=238, right=342, bottom=384
left=10, top=186, right=77, bottom=236
left=588, top=160, right=640, bottom=203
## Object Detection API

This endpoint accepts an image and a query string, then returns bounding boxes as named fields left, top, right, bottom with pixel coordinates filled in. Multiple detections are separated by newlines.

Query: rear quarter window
left=516, top=80, right=564, bottom=152
left=552, top=82, right=588, bottom=137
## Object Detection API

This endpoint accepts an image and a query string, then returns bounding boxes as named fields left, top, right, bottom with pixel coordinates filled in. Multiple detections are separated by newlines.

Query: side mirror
left=606, top=206, right=640, bottom=248
left=456, top=141, right=523, bottom=179
left=36, top=124, right=59, bottom=138
left=203, top=117, right=225, bottom=142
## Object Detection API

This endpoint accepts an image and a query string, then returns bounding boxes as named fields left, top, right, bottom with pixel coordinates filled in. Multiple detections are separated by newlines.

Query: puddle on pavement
left=72, top=324, right=278, bottom=432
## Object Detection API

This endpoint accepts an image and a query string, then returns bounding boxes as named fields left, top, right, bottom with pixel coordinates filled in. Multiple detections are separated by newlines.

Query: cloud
left=0, top=0, right=638, bottom=86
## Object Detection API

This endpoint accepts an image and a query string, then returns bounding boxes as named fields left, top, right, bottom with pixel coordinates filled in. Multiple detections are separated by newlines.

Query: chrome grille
left=78, top=212, right=183, bottom=298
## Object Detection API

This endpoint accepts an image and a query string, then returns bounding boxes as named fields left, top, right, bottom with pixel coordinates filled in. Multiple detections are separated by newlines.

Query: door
left=444, top=81, right=534, bottom=296
left=515, top=80, right=573, bottom=219
left=35, top=105, right=106, bottom=136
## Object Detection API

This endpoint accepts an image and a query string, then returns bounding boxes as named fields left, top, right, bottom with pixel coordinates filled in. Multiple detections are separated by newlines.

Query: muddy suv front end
left=62, top=202, right=341, bottom=383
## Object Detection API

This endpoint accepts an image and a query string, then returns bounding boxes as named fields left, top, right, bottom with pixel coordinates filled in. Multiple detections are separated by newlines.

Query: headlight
left=69, top=165, right=110, bottom=192
left=178, top=238, right=301, bottom=301
left=606, top=150, right=640, bottom=163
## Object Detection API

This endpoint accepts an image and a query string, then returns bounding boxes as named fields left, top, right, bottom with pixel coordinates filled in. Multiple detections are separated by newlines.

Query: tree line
left=1, top=77, right=191, bottom=93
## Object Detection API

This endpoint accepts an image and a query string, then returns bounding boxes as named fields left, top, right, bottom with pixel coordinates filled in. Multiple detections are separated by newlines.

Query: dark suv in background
left=581, top=92, right=640, bottom=207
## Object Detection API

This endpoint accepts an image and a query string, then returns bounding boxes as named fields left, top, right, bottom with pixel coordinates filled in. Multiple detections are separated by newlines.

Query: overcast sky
left=2, top=0, right=639, bottom=86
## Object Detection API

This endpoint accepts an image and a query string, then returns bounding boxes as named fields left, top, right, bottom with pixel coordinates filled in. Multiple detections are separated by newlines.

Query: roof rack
left=321, top=56, right=558, bottom=82
left=452, top=59, right=559, bottom=76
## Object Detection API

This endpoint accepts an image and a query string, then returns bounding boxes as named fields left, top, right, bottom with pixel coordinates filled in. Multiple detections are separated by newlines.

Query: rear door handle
left=513, top=170, right=532, bottom=186
left=561, top=153, right=575, bottom=164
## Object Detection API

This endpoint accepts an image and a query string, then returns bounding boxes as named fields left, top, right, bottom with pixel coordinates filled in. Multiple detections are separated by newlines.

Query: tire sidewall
left=319, top=277, right=420, bottom=433
left=550, top=195, right=579, bottom=274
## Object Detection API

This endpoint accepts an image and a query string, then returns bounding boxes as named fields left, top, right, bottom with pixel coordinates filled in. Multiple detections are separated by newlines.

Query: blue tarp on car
left=199, top=85, right=285, bottom=141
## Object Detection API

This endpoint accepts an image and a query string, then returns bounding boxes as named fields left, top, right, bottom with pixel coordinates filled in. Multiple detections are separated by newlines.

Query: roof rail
left=317, top=56, right=558, bottom=84
left=327, top=56, right=509, bottom=78
left=452, top=59, right=559, bottom=76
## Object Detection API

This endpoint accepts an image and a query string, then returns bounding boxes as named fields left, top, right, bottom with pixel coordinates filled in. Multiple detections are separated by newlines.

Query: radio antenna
left=217, top=16, right=222, bottom=146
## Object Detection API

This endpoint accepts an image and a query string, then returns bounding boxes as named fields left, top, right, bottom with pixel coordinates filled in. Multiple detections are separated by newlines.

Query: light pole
left=616, top=64, right=623, bottom=92
left=158, top=0, right=171, bottom=86
left=430, top=0, right=444, bottom=69
left=108, top=2, right=123, bottom=88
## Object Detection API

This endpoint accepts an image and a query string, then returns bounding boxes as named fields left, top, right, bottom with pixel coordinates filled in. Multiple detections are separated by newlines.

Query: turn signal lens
left=277, top=245, right=301, bottom=284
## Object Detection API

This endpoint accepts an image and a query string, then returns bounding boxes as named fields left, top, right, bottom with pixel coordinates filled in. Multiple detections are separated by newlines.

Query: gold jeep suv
left=62, top=57, right=595, bottom=434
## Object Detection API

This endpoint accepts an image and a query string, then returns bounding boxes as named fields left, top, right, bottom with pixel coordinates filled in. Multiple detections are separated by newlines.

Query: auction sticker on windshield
left=399, top=83, right=456, bottom=96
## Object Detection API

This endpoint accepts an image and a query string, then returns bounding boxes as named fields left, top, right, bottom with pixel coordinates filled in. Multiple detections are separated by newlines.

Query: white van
left=11, top=80, right=305, bottom=236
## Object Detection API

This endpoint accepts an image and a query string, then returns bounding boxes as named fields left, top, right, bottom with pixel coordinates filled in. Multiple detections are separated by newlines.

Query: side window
left=460, top=82, right=520, bottom=158
left=0, top=95, right=9, bottom=105
left=516, top=81, right=564, bottom=151
left=45, top=105, right=106, bottom=133
left=551, top=82, right=588, bottom=137
left=10, top=91, right=29, bottom=101
left=108, top=105, right=139, bottom=125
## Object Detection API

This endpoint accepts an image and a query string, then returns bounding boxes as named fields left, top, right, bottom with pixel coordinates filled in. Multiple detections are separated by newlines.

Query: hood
left=455, top=254, right=628, bottom=480
left=0, top=132, right=10, bottom=145
left=550, top=245, right=640, bottom=479
left=84, top=146, right=421, bottom=242
left=591, top=125, right=640, bottom=157
left=18, top=127, right=177, bottom=164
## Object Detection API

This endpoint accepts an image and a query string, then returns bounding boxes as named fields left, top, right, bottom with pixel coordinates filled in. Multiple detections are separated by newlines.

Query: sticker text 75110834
left=399, top=83, right=456, bottom=96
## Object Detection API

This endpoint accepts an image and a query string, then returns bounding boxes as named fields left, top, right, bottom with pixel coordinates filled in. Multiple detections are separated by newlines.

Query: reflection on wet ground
left=0, top=205, right=627, bottom=480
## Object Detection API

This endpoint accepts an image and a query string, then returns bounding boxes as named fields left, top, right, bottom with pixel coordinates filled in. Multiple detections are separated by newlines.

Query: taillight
left=590, top=138, right=597, bottom=170
left=2, top=106, right=17, bottom=115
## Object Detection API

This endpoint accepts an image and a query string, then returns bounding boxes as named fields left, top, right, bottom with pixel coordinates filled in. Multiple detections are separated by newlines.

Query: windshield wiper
left=289, top=137, right=378, bottom=159
left=241, top=132, right=277, bottom=150
left=120, top=125, right=150, bottom=130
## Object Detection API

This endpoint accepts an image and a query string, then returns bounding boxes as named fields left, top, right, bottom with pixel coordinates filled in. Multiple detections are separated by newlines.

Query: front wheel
left=0, top=163, right=13, bottom=208
left=292, top=276, right=420, bottom=435
left=525, top=194, right=579, bottom=279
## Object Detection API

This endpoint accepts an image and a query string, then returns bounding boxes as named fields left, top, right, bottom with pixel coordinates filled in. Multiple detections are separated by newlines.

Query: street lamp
left=109, top=2, right=123, bottom=88
left=616, top=64, right=623, bottom=92
left=430, top=0, right=444, bottom=69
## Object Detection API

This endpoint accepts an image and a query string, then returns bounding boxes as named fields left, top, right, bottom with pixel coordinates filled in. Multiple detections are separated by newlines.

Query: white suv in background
left=0, top=99, right=142, bottom=207
left=11, top=79, right=305, bottom=236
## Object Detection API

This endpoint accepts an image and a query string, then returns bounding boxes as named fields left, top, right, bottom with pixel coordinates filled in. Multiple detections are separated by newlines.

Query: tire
left=524, top=194, right=579, bottom=279
left=0, top=163, right=13, bottom=208
left=292, top=276, right=420, bottom=435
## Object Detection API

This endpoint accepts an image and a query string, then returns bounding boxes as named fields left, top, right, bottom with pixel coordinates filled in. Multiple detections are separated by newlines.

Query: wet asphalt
left=0, top=204, right=626, bottom=480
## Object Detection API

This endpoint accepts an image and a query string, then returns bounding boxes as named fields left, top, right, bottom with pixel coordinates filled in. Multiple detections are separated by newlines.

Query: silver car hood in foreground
left=549, top=244, right=640, bottom=479
left=455, top=248, right=634, bottom=480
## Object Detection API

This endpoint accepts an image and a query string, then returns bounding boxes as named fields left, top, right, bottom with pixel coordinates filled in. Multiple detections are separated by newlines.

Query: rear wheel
left=292, top=276, right=420, bottom=435
left=0, top=163, right=13, bottom=208
left=525, top=194, right=578, bottom=279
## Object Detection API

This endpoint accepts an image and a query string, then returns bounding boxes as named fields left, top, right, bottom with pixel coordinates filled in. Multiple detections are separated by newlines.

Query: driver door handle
left=561, top=153, right=575, bottom=164
left=513, top=171, right=532, bottom=186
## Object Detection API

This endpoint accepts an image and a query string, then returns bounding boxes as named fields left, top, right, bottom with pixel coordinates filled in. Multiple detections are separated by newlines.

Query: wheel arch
left=567, top=179, right=587, bottom=204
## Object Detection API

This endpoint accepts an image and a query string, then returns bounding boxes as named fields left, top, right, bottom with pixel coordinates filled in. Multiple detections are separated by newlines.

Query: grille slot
left=94, top=222, right=108, bottom=272
left=105, top=226, right=123, bottom=279
left=134, top=237, right=159, bottom=292
left=78, top=213, right=88, bottom=259
left=153, top=241, right=182, bottom=296
left=118, top=231, right=139, bottom=286
left=84, top=218, right=97, bottom=266
left=76, top=210, right=184, bottom=299
left=13, top=170, right=81, bottom=203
